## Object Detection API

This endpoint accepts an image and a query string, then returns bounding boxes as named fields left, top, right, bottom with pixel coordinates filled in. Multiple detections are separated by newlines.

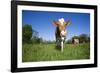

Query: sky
left=22, top=10, right=90, bottom=41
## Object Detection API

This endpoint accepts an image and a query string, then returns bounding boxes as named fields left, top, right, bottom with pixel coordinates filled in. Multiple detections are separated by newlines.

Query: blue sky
left=22, top=10, right=90, bottom=41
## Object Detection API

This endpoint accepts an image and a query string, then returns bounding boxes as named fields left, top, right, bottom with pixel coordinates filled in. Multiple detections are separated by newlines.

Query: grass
left=22, top=43, right=90, bottom=62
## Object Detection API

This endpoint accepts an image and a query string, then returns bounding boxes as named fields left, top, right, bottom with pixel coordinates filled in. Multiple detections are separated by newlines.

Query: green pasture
left=22, top=43, right=90, bottom=62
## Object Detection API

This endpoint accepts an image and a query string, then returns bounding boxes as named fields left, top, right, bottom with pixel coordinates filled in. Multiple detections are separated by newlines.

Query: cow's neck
left=56, top=27, right=61, bottom=38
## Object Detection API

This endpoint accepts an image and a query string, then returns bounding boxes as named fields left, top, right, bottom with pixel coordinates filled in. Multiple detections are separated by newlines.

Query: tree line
left=23, top=24, right=90, bottom=44
left=67, top=34, right=90, bottom=44
left=22, top=24, right=54, bottom=44
left=22, top=24, right=42, bottom=44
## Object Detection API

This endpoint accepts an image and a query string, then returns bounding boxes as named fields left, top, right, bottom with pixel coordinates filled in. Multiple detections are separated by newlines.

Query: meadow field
left=22, top=43, right=90, bottom=62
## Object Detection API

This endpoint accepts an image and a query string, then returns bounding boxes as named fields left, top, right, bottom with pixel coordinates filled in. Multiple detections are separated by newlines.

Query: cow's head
left=53, top=18, right=71, bottom=40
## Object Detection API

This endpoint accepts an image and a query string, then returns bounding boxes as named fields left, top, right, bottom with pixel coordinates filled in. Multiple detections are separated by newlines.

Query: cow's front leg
left=61, top=37, right=65, bottom=52
left=61, top=41, right=63, bottom=52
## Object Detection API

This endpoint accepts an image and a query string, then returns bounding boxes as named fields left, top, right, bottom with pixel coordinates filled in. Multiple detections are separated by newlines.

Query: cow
left=74, top=38, right=79, bottom=44
left=52, top=18, right=71, bottom=52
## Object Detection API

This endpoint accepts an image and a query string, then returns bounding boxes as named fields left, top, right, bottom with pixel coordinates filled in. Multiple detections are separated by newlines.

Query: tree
left=79, top=34, right=87, bottom=43
left=66, top=39, right=72, bottom=44
left=32, top=29, right=39, bottom=38
left=32, top=29, right=44, bottom=43
left=22, top=24, right=33, bottom=43
left=79, top=34, right=89, bottom=43
left=87, top=36, right=90, bottom=42
left=71, top=34, right=90, bottom=44
left=36, top=38, right=43, bottom=43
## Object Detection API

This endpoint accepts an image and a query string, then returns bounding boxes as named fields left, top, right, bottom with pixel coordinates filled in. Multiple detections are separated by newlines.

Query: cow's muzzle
left=61, top=30, right=66, bottom=37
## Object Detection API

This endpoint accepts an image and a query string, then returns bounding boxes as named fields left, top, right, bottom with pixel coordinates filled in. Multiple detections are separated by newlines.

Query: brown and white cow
left=74, top=38, right=79, bottom=44
left=52, top=18, right=71, bottom=52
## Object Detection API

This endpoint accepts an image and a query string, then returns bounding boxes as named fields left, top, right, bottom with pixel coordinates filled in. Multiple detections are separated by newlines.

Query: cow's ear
left=65, top=20, right=71, bottom=26
left=53, top=20, right=60, bottom=26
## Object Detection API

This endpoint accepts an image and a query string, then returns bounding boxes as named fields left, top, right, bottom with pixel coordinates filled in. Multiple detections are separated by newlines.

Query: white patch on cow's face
left=58, top=18, right=65, bottom=25
left=61, top=30, right=66, bottom=37
left=61, top=31, right=65, bottom=35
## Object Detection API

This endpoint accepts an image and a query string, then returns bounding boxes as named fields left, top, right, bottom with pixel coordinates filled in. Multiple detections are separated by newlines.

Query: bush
left=22, top=24, right=33, bottom=43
